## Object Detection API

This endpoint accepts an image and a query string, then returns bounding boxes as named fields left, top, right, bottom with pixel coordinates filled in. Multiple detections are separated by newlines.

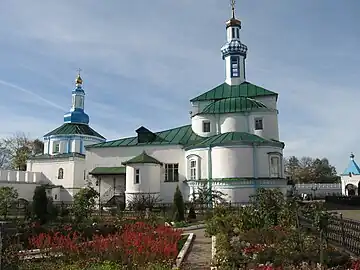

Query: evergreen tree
left=32, top=185, right=48, bottom=224
left=173, top=185, right=185, bottom=222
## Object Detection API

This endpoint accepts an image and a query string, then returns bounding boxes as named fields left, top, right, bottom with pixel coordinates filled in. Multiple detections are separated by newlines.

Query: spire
left=231, top=0, right=236, bottom=19
left=342, top=153, right=360, bottom=176
left=221, top=0, right=247, bottom=86
left=63, top=70, right=89, bottom=125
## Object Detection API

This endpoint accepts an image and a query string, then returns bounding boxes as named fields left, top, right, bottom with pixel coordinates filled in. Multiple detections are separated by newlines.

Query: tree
left=126, top=193, right=161, bottom=211
left=32, top=185, right=49, bottom=224
left=194, top=182, right=227, bottom=206
left=1, top=133, right=44, bottom=171
left=173, top=186, right=185, bottom=222
left=0, top=187, right=18, bottom=218
left=284, top=156, right=339, bottom=184
left=72, top=187, right=99, bottom=222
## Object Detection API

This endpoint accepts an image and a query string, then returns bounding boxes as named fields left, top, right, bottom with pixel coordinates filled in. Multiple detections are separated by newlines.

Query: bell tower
left=221, top=0, right=248, bottom=85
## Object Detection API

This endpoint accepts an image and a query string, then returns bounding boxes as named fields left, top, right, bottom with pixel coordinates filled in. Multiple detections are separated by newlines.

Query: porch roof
left=89, top=167, right=126, bottom=175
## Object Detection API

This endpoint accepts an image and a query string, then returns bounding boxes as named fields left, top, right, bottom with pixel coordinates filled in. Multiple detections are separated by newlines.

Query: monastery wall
left=0, top=169, right=45, bottom=201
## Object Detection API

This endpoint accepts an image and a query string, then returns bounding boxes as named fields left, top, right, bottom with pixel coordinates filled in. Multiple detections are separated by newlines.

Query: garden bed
left=206, top=188, right=360, bottom=270
left=4, top=221, right=186, bottom=270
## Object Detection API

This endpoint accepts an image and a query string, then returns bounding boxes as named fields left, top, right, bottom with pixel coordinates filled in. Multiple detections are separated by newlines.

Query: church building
left=14, top=4, right=286, bottom=205
left=341, top=153, right=360, bottom=196
left=83, top=6, right=286, bottom=205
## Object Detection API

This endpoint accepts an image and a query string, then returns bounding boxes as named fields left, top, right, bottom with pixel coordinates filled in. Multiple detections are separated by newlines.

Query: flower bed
left=5, top=222, right=184, bottom=269
left=206, top=189, right=360, bottom=270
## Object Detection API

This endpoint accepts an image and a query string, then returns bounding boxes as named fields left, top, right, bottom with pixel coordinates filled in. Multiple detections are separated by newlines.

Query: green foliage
left=193, top=182, right=227, bottom=206
left=32, top=185, right=48, bottom=224
left=0, top=186, right=18, bottom=218
left=1, top=133, right=44, bottom=171
left=173, top=185, right=185, bottom=222
left=72, top=187, right=99, bottom=222
left=284, top=156, right=339, bottom=184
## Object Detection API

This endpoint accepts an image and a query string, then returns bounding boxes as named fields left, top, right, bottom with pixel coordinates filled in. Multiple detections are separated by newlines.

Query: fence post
left=0, top=223, right=3, bottom=270
left=340, top=213, right=346, bottom=247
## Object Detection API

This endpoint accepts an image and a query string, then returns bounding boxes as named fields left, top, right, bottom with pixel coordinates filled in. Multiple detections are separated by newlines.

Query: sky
left=0, top=0, right=359, bottom=174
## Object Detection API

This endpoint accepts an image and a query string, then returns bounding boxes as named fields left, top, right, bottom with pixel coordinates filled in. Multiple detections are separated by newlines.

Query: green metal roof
left=199, top=97, right=269, bottom=115
left=185, top=132, right=284, bottom=150
left=44, top=123, right=105, bottom=139
left=122, top=151, right=162, bottom=165
left=28, top=153, right=85, bottom=160
left=190, top=81, right=278, bottom=102
left=86, top=125, right=204, bottom=149
left=89, top=167, right=126, bottom=175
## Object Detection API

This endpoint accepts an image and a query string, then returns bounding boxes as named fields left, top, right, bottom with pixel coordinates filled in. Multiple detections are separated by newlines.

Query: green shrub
left=173, top=186, right=185, bottom=222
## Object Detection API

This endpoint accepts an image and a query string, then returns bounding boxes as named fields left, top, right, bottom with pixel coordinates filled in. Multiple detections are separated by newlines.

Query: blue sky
left=0, top=0, right=359, bottom=173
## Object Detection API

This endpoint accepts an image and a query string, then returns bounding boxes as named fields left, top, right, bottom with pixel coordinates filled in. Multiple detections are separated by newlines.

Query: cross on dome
left=75, top=68, right=83, bottom=86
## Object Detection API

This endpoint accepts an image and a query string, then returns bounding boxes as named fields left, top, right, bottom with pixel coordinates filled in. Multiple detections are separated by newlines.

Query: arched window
left=58, top=168, right=64, bottom=179
left=190, top=160, right=197, bottom=180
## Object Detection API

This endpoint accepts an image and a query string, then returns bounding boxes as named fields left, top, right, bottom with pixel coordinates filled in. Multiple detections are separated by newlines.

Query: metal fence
left=298, top=212, right=360, bottom=256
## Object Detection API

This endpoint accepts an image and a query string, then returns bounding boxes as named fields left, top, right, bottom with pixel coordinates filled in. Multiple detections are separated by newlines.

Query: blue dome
left=221, top=40, right=248, bottom=59
left=64, top=108, right=89, bottom=125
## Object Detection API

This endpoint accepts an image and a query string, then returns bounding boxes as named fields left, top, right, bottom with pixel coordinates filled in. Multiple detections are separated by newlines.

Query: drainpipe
left=253, top=143, right=258, bottom=190
left=208, top=145, right=213, bottom=208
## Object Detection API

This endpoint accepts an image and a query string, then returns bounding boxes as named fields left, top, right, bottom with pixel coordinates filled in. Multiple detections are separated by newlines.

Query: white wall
left=44, top=135, right=105, bottom=155
left=191, top=111, right=279, bottom=141
left=212, top=146, right=253, bottom=178
left=191, top=115, right=217, bottom=137
left=341, top=174, right=360, bottom=195
left=0, top=181, right=40, bottom=201
left=254, top=96, right=277, bottom=110
left=27, top=157, right=85, bottom=189
left=86, top=145, right=188, bottom=203
left=0, top=169, right=45, bottom=183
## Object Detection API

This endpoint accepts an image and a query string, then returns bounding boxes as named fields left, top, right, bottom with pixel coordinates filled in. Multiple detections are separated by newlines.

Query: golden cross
left=77, top=68, right=82, bottom=75
left=230, top=0, right=236, bottom=18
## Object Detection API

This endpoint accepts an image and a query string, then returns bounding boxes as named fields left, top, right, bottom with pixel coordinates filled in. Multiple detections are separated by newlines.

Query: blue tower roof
left=342, top=153, right=360, bottom=175
left=63, top=73, right=89, bottom=125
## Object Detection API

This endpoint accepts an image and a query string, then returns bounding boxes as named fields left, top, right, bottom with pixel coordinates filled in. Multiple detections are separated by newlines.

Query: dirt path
left=182, top=228, right=212, bottom=269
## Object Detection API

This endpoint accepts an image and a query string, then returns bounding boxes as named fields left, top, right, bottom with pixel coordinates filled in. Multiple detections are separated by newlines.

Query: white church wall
left=185, top=149, right=209, bottom=179
left=73, top=159, right=87, bottom=188
left=219, top=114, right=247, bottom=133
left=125, top=164, right=161, bottom=204
left=248, top=112, right=279, bottom=141
left=254, top=96, right=277, bottom=110
left=86, top=145, right=187, bottom=202
left=28, top=158, right=79, bottom=188
left=256, top=146, right=284, bottom=178
left=191, top=115, right=217, bottom=137
left=224, top=55, right=246, bottom=85
left=215, top=186, right=255, bottom=203
left=211, top=146, right=254, bottom=178
left=341, top=175, right=360, bottom=195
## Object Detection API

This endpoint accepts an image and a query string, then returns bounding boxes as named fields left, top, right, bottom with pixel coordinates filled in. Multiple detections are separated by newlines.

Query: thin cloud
left=0, top=79, right=66, bottom=111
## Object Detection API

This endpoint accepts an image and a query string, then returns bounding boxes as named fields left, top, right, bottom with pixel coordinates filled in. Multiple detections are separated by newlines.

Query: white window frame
left=134, top=169, right=140, bottom=184
left=269, top=156, right=281, bottom=178
left=230, top=56, right=240, bottom=77
left=165, top=163, right=179, bottom=182
left=202, top=121, right=211, bottom=133
left=190, top=160, right=197, bottom=180
left=254, top=118, right=263, bottom=130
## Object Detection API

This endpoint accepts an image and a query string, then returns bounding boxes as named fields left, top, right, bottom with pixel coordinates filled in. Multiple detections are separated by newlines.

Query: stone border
left=173, top=233, right=195, bottom=269
left=211, top=236, right=217, bottom=270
